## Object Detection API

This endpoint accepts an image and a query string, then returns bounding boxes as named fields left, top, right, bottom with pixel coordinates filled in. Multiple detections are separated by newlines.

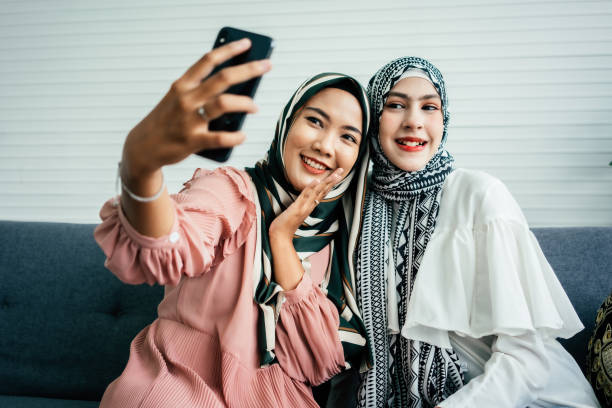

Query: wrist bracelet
left=117, top=162, right=166, bottom=203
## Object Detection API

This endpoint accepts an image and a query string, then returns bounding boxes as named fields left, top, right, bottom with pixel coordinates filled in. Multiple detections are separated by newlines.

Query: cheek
left=282, top=141, right=293, bottom=167
left=282, top=137, right=301, bottom=181
left=378, top=112, right=395, bottom=139
left=284, top=127, right=307, bottom=160
left=378, top=113, right=399, bottom=148
left=378, top=134, right=396, bottom=162
left=430, top=118, right=444, bottom=149
left=378, top=113, right=394, bottom=153
left=336, top=142, right=360, bottom=170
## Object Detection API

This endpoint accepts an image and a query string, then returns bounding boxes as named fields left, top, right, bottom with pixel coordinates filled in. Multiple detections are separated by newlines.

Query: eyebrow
left=388, top=92, right=440, bottom=101
left=304, top=106, right=362, bottom=136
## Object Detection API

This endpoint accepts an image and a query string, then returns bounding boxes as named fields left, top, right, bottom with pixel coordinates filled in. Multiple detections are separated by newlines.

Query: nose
left=312, top=130, right=334, bottom=158
left=402, top=107, right=424, bottom=130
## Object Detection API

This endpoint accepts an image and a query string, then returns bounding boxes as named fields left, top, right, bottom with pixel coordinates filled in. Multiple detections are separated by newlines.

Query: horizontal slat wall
left=1, top=0, right=611, bottom=226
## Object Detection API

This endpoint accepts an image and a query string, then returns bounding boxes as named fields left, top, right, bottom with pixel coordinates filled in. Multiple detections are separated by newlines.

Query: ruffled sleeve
left=93, top=167, right=255, bottom=286
left=401, top=172, right=583, bottom=349
left=274, top=273, right=345, bottom=386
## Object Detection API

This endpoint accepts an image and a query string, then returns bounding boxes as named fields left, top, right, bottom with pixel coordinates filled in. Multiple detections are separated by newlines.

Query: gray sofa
left=0, top=220, right=610, bottom=406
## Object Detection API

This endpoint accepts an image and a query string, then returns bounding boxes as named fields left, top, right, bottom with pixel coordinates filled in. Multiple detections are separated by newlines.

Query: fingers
left=198, top=94, right=259, bottom=121
left=278, top=168, right=346, bottom=233
left=188, top=59, right=271, bottom=106
left=181, top=38, right=252, bottom=86
left=312, top=168, right=344, bottom=200
left=296, top=168, right=345, bottom=210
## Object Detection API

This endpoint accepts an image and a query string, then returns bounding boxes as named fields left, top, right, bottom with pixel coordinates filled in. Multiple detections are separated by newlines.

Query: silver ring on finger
left=197, top=105, right=208, bottom=121
left=314, top=199, right=320, bottom=205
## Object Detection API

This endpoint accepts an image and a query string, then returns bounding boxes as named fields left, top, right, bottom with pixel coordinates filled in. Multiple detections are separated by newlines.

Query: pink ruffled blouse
left=94, top=167, right=345, bottom=408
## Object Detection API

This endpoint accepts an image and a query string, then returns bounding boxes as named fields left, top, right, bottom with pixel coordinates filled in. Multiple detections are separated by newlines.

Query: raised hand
left=269, top=168, right=344, bottom=240
left=119, top=40, right=271, bottom=238
left=268, top=168, right=344, bottom=290
left=122, top=38, right=271, bottom=180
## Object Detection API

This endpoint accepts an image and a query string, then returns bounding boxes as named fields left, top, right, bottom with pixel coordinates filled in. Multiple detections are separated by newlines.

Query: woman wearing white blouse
left=356, top=56, right=600, bottom=408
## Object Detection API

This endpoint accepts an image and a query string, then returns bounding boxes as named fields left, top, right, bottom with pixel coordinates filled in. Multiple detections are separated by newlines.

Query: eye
left=385, top=101, right=405, bottom=110
left=341, top=133, right=358, bottom=144
left=306, top=116, right=323, bottom=127
left=422, top=104, right=439, bottom=111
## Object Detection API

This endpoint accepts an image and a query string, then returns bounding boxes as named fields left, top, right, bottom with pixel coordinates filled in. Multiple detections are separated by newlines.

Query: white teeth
left=397, top=140, right=425, bottom=146
left=302, top=156, right=327, bottom=170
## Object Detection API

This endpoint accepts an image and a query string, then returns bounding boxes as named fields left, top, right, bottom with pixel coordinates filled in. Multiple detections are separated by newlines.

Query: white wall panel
left=1, top=0, right=611, bottom=226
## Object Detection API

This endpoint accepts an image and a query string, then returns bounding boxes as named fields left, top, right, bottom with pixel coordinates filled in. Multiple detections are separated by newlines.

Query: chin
left=293, top=181, right=308, bottom=192
left=287, top=172, right=310, bottom=192
left=387, top=155, right=415, bottom=171
left=393, top=151, right=433, bottom=172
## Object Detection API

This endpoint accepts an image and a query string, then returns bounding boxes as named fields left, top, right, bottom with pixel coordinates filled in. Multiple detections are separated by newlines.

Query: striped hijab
left=245, top=73, right=370, bottom=369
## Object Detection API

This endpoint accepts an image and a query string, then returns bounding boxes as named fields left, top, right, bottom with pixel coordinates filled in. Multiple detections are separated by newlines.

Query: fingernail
left=234, top=38, right=251, bottom=49
left=259, top=59, right=271, bottom=71
left=336, top=168, right=344, bottom=175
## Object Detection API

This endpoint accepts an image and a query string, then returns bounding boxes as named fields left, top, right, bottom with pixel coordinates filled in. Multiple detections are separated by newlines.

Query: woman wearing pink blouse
left=94, top=39, right=370, bottom=407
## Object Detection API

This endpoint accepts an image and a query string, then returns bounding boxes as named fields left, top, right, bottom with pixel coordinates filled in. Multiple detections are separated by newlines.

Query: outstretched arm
left=119, top=39, right=270, bottom=238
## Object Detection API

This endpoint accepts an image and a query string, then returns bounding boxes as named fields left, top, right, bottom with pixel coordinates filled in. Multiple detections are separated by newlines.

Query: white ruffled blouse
left=392, top=169, right=600, bottom=408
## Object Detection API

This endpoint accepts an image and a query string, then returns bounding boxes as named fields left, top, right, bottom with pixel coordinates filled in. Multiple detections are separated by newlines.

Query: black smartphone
left=197, top=27, right=274, bottom=162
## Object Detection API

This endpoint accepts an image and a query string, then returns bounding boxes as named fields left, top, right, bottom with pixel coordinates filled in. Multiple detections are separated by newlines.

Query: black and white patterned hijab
left=357, top=57, right=463, bottom=408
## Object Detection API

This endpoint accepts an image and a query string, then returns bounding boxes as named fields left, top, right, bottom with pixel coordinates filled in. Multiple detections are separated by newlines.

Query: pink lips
left=396, top=137, right=427, bottom=152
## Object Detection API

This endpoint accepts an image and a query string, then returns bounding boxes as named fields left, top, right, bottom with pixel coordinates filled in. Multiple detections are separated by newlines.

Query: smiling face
left=283, top=87, right=363, bottom=192
left=379, top=77, right=444, bottom=172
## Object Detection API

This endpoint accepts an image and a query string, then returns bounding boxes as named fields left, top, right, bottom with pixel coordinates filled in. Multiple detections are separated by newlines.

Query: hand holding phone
left=121, top=31, right=272, bottom=183
left=118, top=34, right=271, bottom=239
left=196, top=27, right=274, bottom=162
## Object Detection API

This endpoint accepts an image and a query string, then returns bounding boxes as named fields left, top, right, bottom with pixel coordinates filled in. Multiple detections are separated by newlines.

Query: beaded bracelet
left=116, top=162, right=166, bottom=203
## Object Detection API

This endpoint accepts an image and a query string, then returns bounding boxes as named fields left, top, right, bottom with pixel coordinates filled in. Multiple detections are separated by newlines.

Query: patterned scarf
left=357, top=57, right=463, bottom=408
left=245, top=73, right=370, bottom=370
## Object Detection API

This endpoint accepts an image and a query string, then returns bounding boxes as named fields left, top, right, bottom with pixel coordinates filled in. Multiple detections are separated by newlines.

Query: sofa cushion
left=532, top=227, right=612, bottom=370
left=0, top=221, right=163, bottom=400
